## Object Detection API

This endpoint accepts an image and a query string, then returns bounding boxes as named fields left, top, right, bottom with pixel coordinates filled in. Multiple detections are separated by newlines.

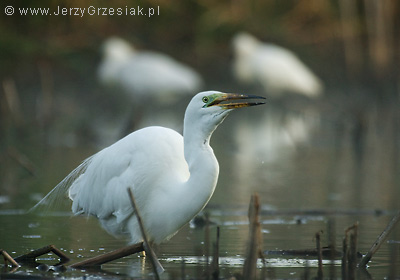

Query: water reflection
left=1, top=83, right=400, bottom=278
left=1, top=207, right=399, bottom=278
left=209, top=89, right=400, bottom=212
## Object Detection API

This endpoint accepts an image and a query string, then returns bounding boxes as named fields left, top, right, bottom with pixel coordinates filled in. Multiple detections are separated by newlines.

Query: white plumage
left=69, top=127, right=190, bottom=243
left=98, top=37, right=203, bottom=98
left=232, top=32, right=323, bottom=98
left=32, top=91, right=265, bottom=244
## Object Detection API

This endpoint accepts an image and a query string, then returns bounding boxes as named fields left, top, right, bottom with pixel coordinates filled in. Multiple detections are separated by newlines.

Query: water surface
left=1, top=93, right=400, bottom=279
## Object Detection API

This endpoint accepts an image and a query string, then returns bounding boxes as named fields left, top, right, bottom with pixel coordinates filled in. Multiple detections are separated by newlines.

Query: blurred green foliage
left=1, top=0, right=399, bottom=202
left=0, top=0, right=398, bottom=84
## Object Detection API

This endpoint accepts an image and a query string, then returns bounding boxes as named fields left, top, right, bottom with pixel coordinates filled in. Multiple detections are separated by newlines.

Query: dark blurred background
left=1, top=0, right=400, bottom=209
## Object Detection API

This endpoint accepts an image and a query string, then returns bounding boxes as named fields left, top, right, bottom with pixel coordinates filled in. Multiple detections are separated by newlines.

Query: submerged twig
left=315, top=231, right=323, bottom=279
left=342, top=222, right=359, bottom=280
left=211, top=226, right=220, bottom=280
left=127, top=187, right=164, bottom=277
left=70, top=187, right=165, bottom=272
left=327, top=218, right=337, bottom=279
left=70, top=242, right=144, bottom=268
left=359, top=210, right=400, bottom=267
left=14, top=244, right=69, bottom=265
left=349, top=223, right=358, bottom=271
left=1, top=249, right=19, bottom=268
left=342, top=232, right=348, bottom=278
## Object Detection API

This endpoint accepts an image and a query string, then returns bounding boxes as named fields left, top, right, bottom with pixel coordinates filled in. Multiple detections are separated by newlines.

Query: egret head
left=232, top=32, right=260, bottom=58
left=102, top=37, right=135, bottom=62
left=184, top=91, right=265, bottom=139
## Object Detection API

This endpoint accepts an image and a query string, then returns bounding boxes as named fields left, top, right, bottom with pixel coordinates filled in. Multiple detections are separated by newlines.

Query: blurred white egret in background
left=31, top=91, right=265, bottom=244
left=98, top=37, right=203, bottom=101
left=232, top=32, right=323, bottom=98
left=97, top=37, right=204, bottom=136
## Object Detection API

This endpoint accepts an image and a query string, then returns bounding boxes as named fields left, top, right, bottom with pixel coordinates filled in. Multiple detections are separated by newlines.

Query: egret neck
left=178, top=108, right=224, bottom=224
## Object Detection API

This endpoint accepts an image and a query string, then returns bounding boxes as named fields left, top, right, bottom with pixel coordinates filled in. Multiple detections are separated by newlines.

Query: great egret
left=232, top=32, right=323, bottom=98
left=98, top=37, right=203, bottom=99
left=32, top=91, right=265, bottom=244
left=97, top=37, right=204, bottom=136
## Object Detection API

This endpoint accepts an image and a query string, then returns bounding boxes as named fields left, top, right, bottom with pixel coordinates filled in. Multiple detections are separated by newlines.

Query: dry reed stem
left=127, top=187, right=164, bottom=277
left=243, top=193, right=263, bottom=279
left=15, top=244, right=69, bottom=265
left=341, top=222, right=358, bottom=280
left=342, top=234, right=348, bottom=279
left=211, top=226, right=220, bottom=279
left=70, top=242, right=144, bottom=268
left=315, top=231, right=323, bottom=279
left=349, top=223, right=358, bottom=271
left=1, top=249, right=19, bottom=267
left=70, top=187, right=164, bottom=274
left=359, top=210, right=400, bottom=267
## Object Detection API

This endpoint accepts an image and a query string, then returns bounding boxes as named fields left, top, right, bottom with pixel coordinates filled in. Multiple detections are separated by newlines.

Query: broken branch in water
left=14, top=244, right=69, bottom=265
left=70, top=188, right=164, bottom=273
left=211, top=226, right=220, bottom=279
left=243, top=193, right=264, bottom=279
left=315, top=231, right=323, bottom=279
left=341, top=222, right=359, bottom=279
left=359, top=210, right=400, bottom=267
left=70, top=242, right=144, bottom=268
left=1, top=249, right=19, bottom=268
left=127, top=187, right=164, bottom=277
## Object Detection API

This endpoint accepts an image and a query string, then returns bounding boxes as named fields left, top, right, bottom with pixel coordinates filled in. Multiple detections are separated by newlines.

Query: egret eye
left=202, top=96, right=209, bottom=103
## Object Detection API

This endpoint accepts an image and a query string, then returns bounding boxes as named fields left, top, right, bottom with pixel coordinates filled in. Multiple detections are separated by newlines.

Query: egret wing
left=29, top=155, right=95, bottom=214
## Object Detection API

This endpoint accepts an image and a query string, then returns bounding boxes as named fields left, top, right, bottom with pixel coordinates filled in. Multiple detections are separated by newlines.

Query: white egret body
left=233, top=33, right=323, bottom=98
left=98, top=37, right=203, bottom=98
left=33, top=91, right=265, bottom=244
